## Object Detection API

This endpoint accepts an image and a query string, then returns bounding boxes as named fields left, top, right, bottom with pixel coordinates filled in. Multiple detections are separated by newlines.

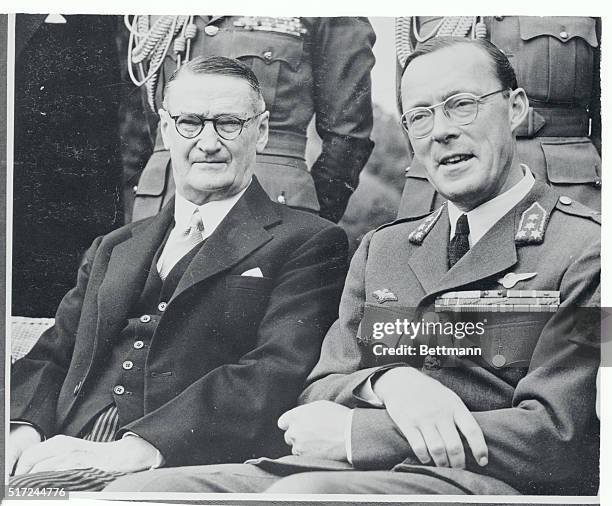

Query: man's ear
left=158, top=109, right=171, bottom=150
left=255, top=111, right=270, bottom=154
left=508, top=88, right=529, bottom=133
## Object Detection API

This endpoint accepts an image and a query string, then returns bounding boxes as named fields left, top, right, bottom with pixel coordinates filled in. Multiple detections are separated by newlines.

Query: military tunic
left=298, top=181, right=600, bottom=495
left=396, top=16, right=601, bottom=217
left=128, top=16, right=375, bottom=223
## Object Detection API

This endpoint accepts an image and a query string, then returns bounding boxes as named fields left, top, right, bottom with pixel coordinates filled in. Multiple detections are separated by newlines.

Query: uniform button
left=559, top=31, right=569, bottom=39
left=113, top=385, right=125, bottom=395
left=73, top=380, right=82, bottom=396
left=492, top=354, right=506, bottom=368
left=204, top=25, right=219, bottom=36
left=140, top=314, right=151, bottom=323
left=158, top=302, right=168, bottom=312
left=277, top=194, right=286, bottom=204
left=594, top=178, right=602, bottom=188
left=263, top=50, right=273, bottom=61
left=134, top=340, right=144, bottom=349
left=132, top=185, right=138, bottom=194
left=559, top=196, right=572, bottom=205
left=123, top=360, right=134, bottom=370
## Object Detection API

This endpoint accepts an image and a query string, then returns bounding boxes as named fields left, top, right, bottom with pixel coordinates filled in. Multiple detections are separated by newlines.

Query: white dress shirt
left=156, top=183, right=250, bottom=275
left=447, top=165, right=535, bottom=245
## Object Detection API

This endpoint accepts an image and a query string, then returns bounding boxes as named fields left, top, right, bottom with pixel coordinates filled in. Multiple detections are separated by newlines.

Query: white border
left=2, top=1, right=609, bottom=504
left=5, top=11, right=15, bottom=489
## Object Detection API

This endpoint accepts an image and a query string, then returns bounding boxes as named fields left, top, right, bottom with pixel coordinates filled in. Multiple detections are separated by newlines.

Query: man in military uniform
left=395, top=16, right=601, bottom=217
left=107, top=38, right=599, bottom=495
left=125, top=15, right=375, bottom=223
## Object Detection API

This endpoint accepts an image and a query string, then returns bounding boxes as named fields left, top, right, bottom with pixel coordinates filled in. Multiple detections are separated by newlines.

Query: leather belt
left=263, top=130, right=307, bottom=159
left=153, top=127, right=307, bottom=159
left=516, top=106, right=590, bottom=138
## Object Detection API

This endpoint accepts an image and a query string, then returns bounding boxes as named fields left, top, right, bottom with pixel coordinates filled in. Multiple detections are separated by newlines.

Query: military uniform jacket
left=291, top=182, right=600, bottom=495
left=133, top=16, right=375, bottom=223
left=11, top=180, right=349, bottom=467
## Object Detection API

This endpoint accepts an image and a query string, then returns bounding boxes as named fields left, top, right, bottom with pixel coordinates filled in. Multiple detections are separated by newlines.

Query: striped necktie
left=158, top=209, right=205, bottom=280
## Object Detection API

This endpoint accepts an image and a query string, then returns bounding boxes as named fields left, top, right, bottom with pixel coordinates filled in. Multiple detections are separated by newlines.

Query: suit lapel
left=170, top=179, right=281, bottom=304
left=97, top=202, right=174, bottom=332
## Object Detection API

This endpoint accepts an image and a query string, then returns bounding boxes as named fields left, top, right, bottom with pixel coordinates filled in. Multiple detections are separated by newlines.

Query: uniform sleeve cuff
left=345, top=409, right=354, bottom=465
left=351, top=364, right=408, bottom=406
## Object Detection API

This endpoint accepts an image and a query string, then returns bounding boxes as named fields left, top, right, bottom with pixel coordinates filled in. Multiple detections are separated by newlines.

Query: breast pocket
left=222, top=275, right=274, bottom=351
left=229, top=30, right=305, bottom=112
left=478, top=314, right=550, bottom=370
left=515, top=16, right=598, bottom=104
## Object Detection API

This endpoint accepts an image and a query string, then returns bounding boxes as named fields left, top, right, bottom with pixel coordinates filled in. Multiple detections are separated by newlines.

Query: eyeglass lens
left=405, top=95, right=479, bottom=137
left=175, top=114, right=245, bottom=140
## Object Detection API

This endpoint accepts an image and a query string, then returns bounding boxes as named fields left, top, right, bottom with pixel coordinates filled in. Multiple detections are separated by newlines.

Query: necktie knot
left=448, top=214, right=470, bottom=268
left=455, top=213, right=470, bottom=235
left=185, top=210, right=204, bottom=239
left=158, top=209, right=205, bottom=280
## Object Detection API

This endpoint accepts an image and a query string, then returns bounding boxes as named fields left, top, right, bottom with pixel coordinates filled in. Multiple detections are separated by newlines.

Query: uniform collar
left=447, top=165, right=535, bottom=246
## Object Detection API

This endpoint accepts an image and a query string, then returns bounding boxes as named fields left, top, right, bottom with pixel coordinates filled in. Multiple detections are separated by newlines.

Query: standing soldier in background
left=125, top=16, right=375, bottom=223
left=395, top=16, right=601, bottom=217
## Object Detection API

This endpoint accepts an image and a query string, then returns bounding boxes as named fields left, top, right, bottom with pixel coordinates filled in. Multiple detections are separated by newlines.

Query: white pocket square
left=241, top=267, right=264, bottom=278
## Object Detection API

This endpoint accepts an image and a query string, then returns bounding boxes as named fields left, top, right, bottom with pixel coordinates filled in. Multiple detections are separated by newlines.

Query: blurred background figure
left=124, top=16, right=376, bottom=224
left=13, top=15, right=124, bottom=317
left=395, top=16, right=601, bottom=218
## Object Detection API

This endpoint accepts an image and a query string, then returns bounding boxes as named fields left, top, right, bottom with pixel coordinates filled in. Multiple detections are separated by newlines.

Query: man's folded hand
left=278, top=400, right=351, bottom=461
left=373, top=367, right=488, bottom=469
left=9, top=424, right=43, bottom=476
left=13, top=434, right=159, bottom=475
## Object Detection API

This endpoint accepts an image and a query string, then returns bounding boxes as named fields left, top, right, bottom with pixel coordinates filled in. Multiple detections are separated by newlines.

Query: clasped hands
left=278, top=367, right=488, bottom=469
left=9, top=425, right=158, bottom=476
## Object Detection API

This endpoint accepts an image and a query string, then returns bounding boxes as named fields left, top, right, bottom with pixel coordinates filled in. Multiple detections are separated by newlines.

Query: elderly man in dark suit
left=107, top=38, right=600, bottom=496
left=9, top=56, right=348, bottom=490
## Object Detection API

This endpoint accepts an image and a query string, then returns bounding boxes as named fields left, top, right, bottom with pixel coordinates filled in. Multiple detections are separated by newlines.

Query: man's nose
left=195, top=122, right=222, bottom=152
left=429, top=108, right=460, bottom=144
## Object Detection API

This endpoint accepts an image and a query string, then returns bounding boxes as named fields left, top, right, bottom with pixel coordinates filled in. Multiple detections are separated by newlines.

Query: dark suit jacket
left=288, top=182, right=599, bottom=495
left=11, top=180, right=348, bottom=467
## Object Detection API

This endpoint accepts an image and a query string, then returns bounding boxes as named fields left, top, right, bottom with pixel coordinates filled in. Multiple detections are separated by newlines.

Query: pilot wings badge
left=372, top=289, right=398, bottom=304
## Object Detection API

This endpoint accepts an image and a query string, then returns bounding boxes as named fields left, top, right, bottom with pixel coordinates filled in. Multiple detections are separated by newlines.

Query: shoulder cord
left=125, top=15, right=196, bottom=111
left=396, top=16, right=488, bottom=68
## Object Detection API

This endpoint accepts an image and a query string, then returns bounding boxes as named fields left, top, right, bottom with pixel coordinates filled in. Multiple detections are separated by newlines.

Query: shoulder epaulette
left=373, top=209, right=436, bottom=234
left=554, top=195, right=601, bottom=225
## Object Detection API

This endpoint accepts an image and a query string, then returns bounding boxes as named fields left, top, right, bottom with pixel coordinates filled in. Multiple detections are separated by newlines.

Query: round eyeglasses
left=169, top=111, right=266, bottom=140
left=400, top=89, right=508, bottom=139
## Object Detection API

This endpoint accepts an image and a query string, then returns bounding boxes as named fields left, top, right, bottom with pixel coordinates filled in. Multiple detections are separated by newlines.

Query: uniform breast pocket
left=516, top=16, right=598, bottom=103
left=229, top=30, right=304, bottom=70
left=479, top=314, right=549, bottom=369
left=229, top=30, right=305, bottom=111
